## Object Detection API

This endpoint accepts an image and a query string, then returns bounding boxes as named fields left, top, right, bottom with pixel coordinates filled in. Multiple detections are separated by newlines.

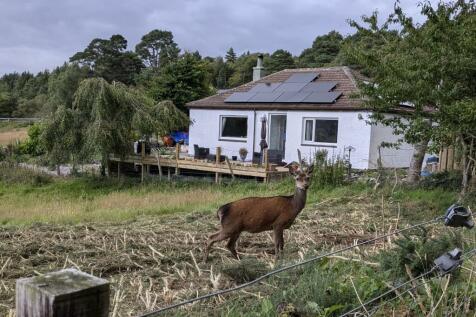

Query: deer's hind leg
left=204, top=230, right=228, bottom=262
left=226, top=232, right=241, bottom=260
left=273, top=226, right=284, bottom=257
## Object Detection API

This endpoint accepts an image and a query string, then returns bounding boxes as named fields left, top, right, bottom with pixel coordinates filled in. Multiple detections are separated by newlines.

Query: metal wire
left=339, top=247, right=476, bottom=317
left=138, top=216, right=444, bottom=316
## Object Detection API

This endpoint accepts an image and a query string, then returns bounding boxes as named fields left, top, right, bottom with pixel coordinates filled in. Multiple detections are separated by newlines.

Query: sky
left=0, top=0, right=435, bottom=75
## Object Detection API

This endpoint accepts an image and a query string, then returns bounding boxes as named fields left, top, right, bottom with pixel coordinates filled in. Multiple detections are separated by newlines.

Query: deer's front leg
left=273, top=226, right=284, bottom=257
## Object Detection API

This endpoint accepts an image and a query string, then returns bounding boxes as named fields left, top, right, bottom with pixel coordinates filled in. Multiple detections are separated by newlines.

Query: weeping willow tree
left=42, top=77, right=188, bottom=174
left=41, top=105, right=81, bottom=174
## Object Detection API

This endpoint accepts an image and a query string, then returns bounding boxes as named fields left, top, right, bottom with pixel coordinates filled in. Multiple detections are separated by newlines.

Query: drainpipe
left=252, top=109, right=256, bottom=154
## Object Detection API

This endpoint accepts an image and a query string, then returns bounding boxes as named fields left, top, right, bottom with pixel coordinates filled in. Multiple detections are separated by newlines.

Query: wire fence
left=340, top=247, right=476, bottom=316
left=137, top=214, right=462, bottom=317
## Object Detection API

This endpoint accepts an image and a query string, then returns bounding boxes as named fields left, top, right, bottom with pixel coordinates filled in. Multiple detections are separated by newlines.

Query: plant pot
left=232, top=156, right=237, bottom=161
left=239, top=154, right=247, bottom=161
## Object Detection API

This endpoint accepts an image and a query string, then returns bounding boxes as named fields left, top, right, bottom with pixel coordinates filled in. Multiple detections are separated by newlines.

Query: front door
left=269, top=114, right=287, bottom=158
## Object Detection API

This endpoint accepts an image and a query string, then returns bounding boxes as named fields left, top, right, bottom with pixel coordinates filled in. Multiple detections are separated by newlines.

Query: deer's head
left=286, top=162, right=314, bottom=190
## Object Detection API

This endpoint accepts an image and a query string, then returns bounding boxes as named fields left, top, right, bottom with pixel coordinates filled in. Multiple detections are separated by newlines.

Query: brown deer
left=204, top=159, right=314, bottom=261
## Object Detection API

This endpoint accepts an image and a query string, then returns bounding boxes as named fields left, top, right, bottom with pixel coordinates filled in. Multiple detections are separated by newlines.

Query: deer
left=204, top=155, right=314, bottom=261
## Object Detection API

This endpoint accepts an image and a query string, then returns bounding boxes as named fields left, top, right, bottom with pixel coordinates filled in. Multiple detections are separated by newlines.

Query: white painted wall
left=189, top=108, right=415, bottom=169
left=188, top=109, right=256, bottom=160
left=368, top=119, right=415, bottom=169
left=283, top=111, right=372, bottom=169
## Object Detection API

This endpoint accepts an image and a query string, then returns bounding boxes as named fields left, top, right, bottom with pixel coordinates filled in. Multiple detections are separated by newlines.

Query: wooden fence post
left=215, top=146, right=221, bottom=184
left=141, top=142, right=145, bottom=183
left=16, top=269, right=109, bottom=317
left=263, top=148, right=269, bottom=183
left=225, top=157, right=235, bottom=181
left=175, top=144, right=181, bottom=176
left=117, top=161, right=121, bottom=179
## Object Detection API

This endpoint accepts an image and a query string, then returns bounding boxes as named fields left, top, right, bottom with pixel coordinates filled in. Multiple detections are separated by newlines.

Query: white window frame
left=219, top=115, right=248, bottom=142
left=301, top=117, right=339, bottom=146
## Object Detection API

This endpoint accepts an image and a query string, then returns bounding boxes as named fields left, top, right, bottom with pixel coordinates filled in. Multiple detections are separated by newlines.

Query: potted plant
left=239, top=148, right=248, bottom=161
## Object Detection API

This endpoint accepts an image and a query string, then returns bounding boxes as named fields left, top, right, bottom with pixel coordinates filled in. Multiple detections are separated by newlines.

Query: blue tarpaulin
left=170, top=131, right=189, bottom=145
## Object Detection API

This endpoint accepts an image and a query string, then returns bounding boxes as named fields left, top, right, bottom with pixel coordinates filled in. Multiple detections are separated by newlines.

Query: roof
left=186, top=66, right=365, bottom=111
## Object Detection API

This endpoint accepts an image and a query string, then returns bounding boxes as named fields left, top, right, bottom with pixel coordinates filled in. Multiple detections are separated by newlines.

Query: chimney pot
left=253, top=54, right=266, bottom=81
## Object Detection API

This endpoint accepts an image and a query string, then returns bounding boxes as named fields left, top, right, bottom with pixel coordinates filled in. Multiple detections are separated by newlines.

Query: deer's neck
left=292, top=187, right=307, bottom=215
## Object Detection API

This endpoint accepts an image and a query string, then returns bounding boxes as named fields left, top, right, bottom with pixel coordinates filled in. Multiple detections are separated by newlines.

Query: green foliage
left=17, top=123, right=45, bottom=156
left=420, top=171, right=463, bottom=190
left=265, top=49, right=296, bottom=73
left=70, top=34, right=144, bottom=85
left=149, top=100, right=189, bottom=136
left=0, top=162, right=52, bottom=185
left=46, top=63, right=89, bottom=111
left=146, top=53, right=211, bottom=111
left=42, top=105, right=81, bottom=166
left=72, top=78, right=153, bottom=164
left=228, top=52, right=267, bottom=87
left=298, top=31, right=343, bottom=67
left=379, top=233, right=463, bottom=278
left=312, top=149, right=347, bottom=188
left=225, top=47, right=237, bottom=63
left=135, top=29, right=180, bottom=69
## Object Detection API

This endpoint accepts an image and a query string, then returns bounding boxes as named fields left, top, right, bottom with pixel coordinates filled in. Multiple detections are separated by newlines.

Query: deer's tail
left=217, top=203, right=231, bottom=224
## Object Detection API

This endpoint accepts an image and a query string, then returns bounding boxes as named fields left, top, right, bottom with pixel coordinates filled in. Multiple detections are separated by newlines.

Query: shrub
left=312, top=149, right=347, bottom=188
left=379, top=232, right=463, bottom=278
left=419, top=171, right=462, bottom=190
left=17, top=123, right=45, bottom=156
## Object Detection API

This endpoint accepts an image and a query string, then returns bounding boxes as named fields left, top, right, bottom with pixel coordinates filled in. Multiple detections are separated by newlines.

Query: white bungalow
left=186, top=57, right=415, bottom=169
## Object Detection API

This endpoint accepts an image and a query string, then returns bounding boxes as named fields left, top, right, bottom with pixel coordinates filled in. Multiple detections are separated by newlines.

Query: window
left=302, top=118, right=338, bottom=144
left=220, top=116, right=248, bottom=140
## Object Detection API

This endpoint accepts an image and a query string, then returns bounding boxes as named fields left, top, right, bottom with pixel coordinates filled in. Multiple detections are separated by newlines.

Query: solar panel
left=284, top=72, right=319, bottom=83
left=301, top=82, right=337, bottom=92
left=273, top=82, right=307, bottom=93
left=247, top=83, right=281, bottom=93
left=248, top=92, right=283, bottom=102
left=302, top=92, right=342, bottom=103
left=275, top=91, right=312, bottom=103
left=224, top=92, right=256, bottom=102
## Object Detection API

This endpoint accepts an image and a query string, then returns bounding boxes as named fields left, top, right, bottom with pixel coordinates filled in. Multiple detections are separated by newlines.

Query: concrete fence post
left=16, top=269, right=109, bottom=317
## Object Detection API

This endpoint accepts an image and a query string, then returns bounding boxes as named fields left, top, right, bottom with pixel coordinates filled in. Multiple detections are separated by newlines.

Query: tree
left=135, top=29, right=180, bottom=70
left=298, top=31, right=343, bottom=67
left=344, top=1, right=476, bottom=189
left=46, top=63, right=89, bottom=112
left=146, top=53, right=211, bottom=111
left=266, top=49, right=296, bottom=73
left=228, top=52, right=266, bottom=87
left=70, top=34, right=143, bottom=85
left=225, top=47, right=237, bottom=63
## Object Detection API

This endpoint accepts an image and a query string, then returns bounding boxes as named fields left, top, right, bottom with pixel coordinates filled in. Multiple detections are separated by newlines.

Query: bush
left=379, top=232, right=463, bottom=279
left=312, top=150, right=347, bottom=188
left=419, top=171, right=462, bottom=190
left=17, top=123, right=45, bottom=156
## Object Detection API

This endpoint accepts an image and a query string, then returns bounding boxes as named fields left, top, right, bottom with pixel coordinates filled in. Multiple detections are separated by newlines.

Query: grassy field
left=0, top=165, right=474, bottom=316
left=0, top=122, right=28, bottom=145
left=0, top=164, right=371, bottom=225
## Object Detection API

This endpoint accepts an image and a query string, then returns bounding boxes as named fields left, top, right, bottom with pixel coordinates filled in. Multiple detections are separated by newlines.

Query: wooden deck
left=109, top=146, right=288, bottom=183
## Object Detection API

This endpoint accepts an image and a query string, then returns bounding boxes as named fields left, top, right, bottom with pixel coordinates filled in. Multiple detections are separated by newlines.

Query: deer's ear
left=307, top=164, right=314, bottom=175
left=285, top=162, right=299, bottom=175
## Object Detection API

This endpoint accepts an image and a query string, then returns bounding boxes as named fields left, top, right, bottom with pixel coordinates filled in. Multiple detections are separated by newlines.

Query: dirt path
left=0, top=194, right=398, bottom=316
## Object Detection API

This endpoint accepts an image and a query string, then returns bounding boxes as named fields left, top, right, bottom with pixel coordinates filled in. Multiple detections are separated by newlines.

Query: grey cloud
left=0, top=0, right=436, bottom=74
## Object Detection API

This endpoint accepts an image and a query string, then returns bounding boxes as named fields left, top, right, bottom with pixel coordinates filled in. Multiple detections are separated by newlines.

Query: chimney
left=253, top=54, right=266, bottom=81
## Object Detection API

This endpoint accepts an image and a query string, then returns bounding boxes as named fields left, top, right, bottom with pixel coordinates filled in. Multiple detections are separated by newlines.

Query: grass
left=0, top=164, right=369, bottom=225
left=0, top=165, right=474, bottom=317
left=0, top=126, right=28, bottom=145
